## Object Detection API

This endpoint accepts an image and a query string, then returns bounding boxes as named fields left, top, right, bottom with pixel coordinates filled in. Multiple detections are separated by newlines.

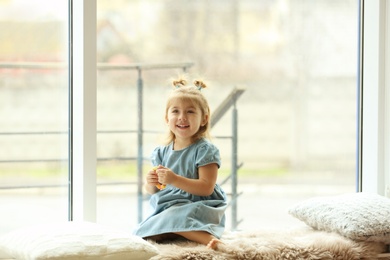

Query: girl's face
left=166, top=99, right=208, bottom=146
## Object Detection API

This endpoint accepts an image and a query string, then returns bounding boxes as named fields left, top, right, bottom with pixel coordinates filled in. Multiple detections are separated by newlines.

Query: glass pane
left=96, top=0, right=357, bottom=231
left=0, top=0, right=69, bottom=233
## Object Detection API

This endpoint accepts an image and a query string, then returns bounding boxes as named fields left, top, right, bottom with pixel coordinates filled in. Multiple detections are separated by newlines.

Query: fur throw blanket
left=150, top=227, right=388, bottom=260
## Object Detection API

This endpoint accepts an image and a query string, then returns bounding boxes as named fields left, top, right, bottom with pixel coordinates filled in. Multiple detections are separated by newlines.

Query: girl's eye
left=187, top=110, right=195, bottom=114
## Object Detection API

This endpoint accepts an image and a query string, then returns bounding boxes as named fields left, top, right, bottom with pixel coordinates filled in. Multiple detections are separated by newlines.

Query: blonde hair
left=164, top=77, right=211, bottom=144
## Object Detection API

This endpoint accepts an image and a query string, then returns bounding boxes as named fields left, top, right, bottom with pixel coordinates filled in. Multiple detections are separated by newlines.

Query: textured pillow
left=0, top=221, right=159, bottom=260
left=288, top=192, right=390, bottom=243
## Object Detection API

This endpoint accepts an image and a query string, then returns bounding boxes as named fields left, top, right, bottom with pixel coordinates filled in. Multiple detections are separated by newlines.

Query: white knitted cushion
left=288, top=192, right=390, bottom=243
left=0, top=221, right=159, bottom=260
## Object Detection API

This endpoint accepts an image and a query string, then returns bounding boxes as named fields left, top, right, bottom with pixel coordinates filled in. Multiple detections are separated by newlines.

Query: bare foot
left=207, top=238, right=221, bottom=250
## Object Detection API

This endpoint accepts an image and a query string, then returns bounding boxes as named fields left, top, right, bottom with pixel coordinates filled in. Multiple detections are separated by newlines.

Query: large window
left=0, top=0, right=69, bottom=232
left=0, top=0, right=360, bottom=233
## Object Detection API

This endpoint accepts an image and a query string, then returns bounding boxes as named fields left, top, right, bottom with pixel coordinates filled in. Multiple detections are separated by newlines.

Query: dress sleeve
left=150, top=146, right=163, bottom=166
left=195, top=142, right=221, bottom=168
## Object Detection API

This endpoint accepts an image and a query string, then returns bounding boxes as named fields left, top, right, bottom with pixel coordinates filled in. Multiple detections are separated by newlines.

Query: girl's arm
left=157, top=163, right=218, bottom=196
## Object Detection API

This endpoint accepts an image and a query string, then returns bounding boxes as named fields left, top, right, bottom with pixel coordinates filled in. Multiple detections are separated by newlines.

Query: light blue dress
left=133, top=138, right=227, bottom=239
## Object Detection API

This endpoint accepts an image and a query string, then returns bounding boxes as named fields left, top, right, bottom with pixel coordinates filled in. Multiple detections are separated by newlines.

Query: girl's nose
left=179, top=113, right=187, bottom=121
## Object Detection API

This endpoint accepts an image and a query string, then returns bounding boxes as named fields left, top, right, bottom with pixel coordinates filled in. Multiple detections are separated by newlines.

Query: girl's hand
left=144, top=166, right=164, bottom=194
left=145, top=168, right=159, bottom=186
left=155, top=166, right=177, bottom=186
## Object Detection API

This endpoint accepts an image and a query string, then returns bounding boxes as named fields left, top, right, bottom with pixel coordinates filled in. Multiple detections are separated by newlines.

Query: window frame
left=359, top=0, right=390, bottom=195
left=68, top=0, right=97, bottom=221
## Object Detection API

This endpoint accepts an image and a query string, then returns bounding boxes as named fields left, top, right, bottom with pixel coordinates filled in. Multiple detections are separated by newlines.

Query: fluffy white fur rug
left=149, top=227, right=388, bottom=260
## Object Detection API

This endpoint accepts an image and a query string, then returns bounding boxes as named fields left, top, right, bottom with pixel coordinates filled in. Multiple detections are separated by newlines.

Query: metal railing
left=0, top=61, right=244, bottom=230
left=211, top=87, right=246, bottom=229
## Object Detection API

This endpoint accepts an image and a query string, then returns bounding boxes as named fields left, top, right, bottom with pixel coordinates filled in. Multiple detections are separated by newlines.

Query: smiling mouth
left=177, top=124, right=189, bottom=129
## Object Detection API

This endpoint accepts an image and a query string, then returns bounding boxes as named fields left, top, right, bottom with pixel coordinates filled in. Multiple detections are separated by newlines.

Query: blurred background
left=0, top=0, right=358, bottom=233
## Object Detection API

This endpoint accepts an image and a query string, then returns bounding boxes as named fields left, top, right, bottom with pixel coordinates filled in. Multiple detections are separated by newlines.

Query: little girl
left=133, top=77, right=227, bottom=249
